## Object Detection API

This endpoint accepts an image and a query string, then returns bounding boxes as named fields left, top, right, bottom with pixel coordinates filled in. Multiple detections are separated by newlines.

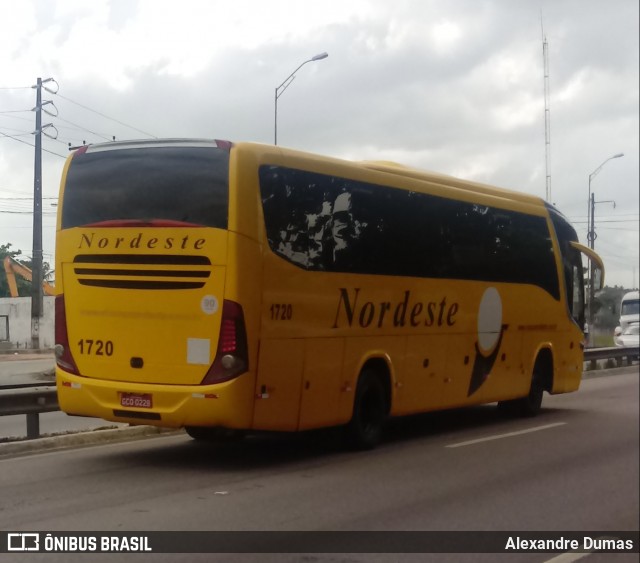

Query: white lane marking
left=543, top=537, right=625, bottom=563
left=544, top=552, right=591, bottom=563
left=445, top=422, right=567, bottom=448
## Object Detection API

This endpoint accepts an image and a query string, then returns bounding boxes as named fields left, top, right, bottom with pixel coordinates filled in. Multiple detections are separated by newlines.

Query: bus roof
left=358, top=160, right=543, bottom=207
left=74, top=138, right=230, bottom=153
left=75, top=138, right=546, bottom=210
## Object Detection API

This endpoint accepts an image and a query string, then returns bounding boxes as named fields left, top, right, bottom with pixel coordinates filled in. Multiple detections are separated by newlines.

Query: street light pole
left=274, top=52, right=328, bottom=146
left=587, top=153, right=623, bottom=250
left=588, top=195, right=616, bottom=344
left=585, top=152, right=623, bottom=343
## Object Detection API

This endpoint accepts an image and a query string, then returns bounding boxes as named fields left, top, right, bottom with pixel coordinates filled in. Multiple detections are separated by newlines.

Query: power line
left=0, top=209, right=57, bottom=215
left=596, top=226, right=639, bottom=232
left=52, top=114, right=113, bottom=142
left=0, top=187, right=35, bottom=196
left=568, top=213, right=639, bottom=219
left=0, top=114, right=33, bottom=123
left=0, top=197, right=57, bottom=200
left=50, top=90, right=157, bottom=139
left=5, top=87, right=154, bottom=143
left=571, top=219, right=639, bottom=225
left=0, top=127, right=32, bottom=137
left=0, top=130, right=66, bottom=158
left=49, top=118, right=112, bottom=138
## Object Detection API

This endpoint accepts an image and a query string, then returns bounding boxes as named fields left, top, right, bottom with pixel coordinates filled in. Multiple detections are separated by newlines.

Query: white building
left=0, top=296, right=55, bottom=351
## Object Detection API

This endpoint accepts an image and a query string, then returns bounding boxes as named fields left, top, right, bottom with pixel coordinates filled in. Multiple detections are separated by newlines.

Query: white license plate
left=120, top=393, right=153, bottom=409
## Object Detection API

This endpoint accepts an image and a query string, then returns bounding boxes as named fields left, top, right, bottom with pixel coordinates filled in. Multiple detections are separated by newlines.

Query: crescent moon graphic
left=468, top=287, right=507, bottom=397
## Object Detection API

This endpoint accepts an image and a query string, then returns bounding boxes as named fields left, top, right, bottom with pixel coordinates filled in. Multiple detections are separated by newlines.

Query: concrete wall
left=0, top=296, right=55, bottom=351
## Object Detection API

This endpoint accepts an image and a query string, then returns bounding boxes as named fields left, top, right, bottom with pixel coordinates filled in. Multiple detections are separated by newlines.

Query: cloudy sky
left=1, top=0, right=638, bottom=288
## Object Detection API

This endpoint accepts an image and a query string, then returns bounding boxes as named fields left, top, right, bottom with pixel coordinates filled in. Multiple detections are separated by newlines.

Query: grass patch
left=593, top=334, right=614, bottom=347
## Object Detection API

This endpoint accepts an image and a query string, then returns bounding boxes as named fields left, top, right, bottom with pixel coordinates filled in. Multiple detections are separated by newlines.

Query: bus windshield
left=61, top=144, right=229, bottom=229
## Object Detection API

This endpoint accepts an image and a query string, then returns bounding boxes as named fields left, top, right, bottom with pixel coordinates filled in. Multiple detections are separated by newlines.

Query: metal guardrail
left=584, top=346, right=639, bottom=369
left=0, top=347, right=637, bottom=441
left=0, top=385, right=58, bottom=439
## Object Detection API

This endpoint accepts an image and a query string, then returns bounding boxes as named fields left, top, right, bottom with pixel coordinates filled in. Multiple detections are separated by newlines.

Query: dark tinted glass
left=621, top=300, right=639, bottom=316
left=62, top=146, right=229, bottom=229
left=260, top=165, right=560, bottom=299
left=547, top=205, right=583, bottom=320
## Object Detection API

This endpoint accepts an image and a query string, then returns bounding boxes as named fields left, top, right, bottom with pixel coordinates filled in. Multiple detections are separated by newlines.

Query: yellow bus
left=55, top=139, right=604, bottom=448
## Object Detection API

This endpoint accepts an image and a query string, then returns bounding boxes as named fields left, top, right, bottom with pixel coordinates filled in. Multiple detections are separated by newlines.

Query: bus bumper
left=56, top=367, right=255, bottom=429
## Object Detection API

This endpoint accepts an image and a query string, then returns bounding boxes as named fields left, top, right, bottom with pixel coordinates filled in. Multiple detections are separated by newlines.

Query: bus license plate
left=120, top=393, right=153, bottom=409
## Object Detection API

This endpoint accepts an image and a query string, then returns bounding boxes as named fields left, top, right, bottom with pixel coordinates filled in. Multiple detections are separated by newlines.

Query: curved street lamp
left=587, top=152, right=624, bottom=250
left=274, top=52, right=328, bottom=146
left=585, top=152, right=623, bottom=343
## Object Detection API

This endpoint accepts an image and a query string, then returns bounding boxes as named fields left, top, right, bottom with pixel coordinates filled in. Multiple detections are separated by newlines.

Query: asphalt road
left=0, top=356, right=54, bottom=381
left=0, top=368, right=637, bottom=562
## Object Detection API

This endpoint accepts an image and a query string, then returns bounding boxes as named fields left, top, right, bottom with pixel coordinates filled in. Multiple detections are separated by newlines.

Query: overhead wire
left=49, top=89, right=158, bottom=139
left=0, top=127, right=32, bottom=137
left=0, top=130, right=66, bottom=158
left=52, top=114, right=114, bottom=142
left=3, top=85, right=157, bottom=150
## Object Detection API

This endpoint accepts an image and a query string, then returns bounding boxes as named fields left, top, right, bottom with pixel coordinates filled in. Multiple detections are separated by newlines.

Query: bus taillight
left=201, top=300, right=248, bottom=384
left=55, top=295, right=80, bottom=375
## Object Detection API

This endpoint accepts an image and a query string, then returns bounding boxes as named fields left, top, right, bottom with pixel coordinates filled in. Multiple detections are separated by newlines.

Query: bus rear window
left=61, top=146, right=229, bottom=229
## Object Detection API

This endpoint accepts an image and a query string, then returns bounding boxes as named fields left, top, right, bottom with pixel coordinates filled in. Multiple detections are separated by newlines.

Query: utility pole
left=30, top=76, right=55, bottom=349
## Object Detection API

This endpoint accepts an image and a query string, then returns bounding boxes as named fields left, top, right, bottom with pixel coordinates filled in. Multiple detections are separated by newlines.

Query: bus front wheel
left=346, top=370, right=387, bottom=450
left=519, top=369, right=544, bottom=416
left=498, top=365, right=544, bottom=417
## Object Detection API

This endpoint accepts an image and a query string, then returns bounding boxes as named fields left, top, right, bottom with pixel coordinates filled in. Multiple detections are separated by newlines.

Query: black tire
left=498, top=366, right=544, bottom=417
left=346, top=370, right=387, bottom=450
left=517, top=369, right=544, bottom=416
left=185, top=426, right=245, bottom=443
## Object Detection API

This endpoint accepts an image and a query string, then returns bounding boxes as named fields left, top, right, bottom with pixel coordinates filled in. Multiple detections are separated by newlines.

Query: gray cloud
left=1, top=0, right=637, bottom=286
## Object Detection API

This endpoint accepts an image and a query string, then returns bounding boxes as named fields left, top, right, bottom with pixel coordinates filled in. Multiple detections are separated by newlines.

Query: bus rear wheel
left=346, top=370, right=387, bottom=450
left=185, top=426, right=245, bottom=443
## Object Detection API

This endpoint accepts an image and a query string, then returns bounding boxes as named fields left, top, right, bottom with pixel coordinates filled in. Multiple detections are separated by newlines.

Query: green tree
left=594, top=286, right=629, bottom=330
